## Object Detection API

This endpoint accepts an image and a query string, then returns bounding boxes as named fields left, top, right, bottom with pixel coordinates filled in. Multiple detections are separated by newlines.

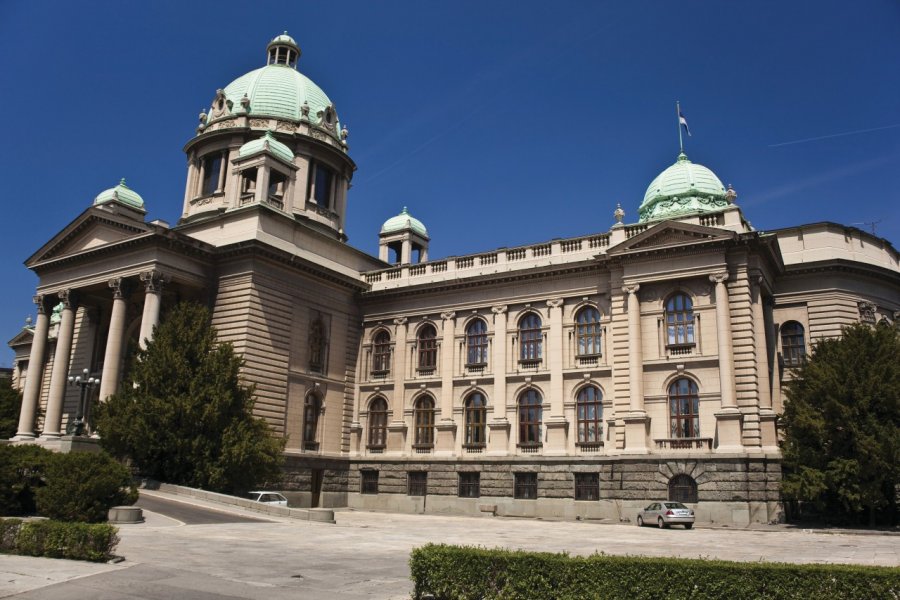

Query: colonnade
left=14, top=270, right=167, bottom=440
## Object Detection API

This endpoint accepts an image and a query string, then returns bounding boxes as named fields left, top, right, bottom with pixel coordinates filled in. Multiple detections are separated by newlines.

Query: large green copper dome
left=638, top=153, right=728, bottom=222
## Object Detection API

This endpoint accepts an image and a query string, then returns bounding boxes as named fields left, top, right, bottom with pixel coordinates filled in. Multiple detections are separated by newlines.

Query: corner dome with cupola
left=179, top=34, right=356, bottom=242
left=638, top=152, right=731, bottom=223
left=379, top=207, right=430, bottom=265
left=93, top=179, right=146, bottom=214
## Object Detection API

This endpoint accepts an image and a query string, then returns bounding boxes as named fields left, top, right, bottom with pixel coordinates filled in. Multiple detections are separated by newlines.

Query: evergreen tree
left=96, top=302, right=285, bottom=494
left=781, top=322, right=900, bottom=526
left=0, top=376, right=22, bottom=439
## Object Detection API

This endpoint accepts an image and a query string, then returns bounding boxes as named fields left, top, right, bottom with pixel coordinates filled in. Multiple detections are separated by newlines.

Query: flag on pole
left=679, top=110, right=692, bottom=137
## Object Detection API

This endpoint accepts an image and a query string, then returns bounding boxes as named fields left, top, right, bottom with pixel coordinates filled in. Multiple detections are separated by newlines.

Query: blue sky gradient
left=1, top=1, right=898, bottom=366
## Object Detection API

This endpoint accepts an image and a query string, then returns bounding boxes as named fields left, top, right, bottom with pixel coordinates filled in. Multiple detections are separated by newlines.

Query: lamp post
left=67, top=368, right=100, bottom=436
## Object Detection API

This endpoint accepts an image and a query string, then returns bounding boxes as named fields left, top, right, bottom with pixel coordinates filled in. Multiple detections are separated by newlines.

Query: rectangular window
left=514, top=473, right=538, bottom=500
left=458, top=472, right=480, bottom=498
left=408, top=471, right=427, bottom=496
left=201, top=153, right=223, bottom=196
left=574, top=473, right=600, bottom=501
left=361, top=470, right=379, bottom=494
left=313, top=163, right=334, bottom=207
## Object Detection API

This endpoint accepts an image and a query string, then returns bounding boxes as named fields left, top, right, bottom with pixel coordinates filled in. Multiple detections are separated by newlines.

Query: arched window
left=668, top=378, right=699, bottom=438
left=519, top=313, right=542, bottom=362
left=303, top=393, right=321, bottom=450
left=367, top=397, right=388, bottom=449
left=466, top=319, right=488, bottom=366
left=668, top=474, right=698, bottom=503
left=372, top=330, right=391, bottom=373
left=309, top=317, right=327, bottom=373
left=665, top=293, right=694, bottom=346
left=575, top=307, right=602, bottom=356
left=576, top=386, right=603, bottom=444
left=781, top=321, right=806, bottom=367
left=414, top=396, right=435, bottom=447
left=518, top=389, right=543, bottom=446
left=417, top=324, right=437, bottom=370
left=464, top=393, right=487, bottom=447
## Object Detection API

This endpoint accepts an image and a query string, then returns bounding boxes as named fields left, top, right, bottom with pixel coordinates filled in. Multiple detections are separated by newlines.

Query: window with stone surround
left=465, top=318, right=488, bottom=365
left=310, top=161, right=334, bottom=208
left=360, top=470, right=379, bottom=494
left=518, top=313, right=542, bottom=362
left=464, top=392, right=487, bottom=447
left=576, top=385, right=603, bottom=444
left=417, top=323, right=437, bottom=371
left=668, top=474, right=698, bottom=503
left=574, top=473, right=600, bottom=501
left=408, top=471, right=427, bottom=496
left=413, top=396, right=435, bottom=447
left=514, top=472, right=538, bottom=499
left=517, top=389, right=542, bottom=446
left=199, top=152, right=224, bottom=197
left=668, top=378, right=700, bottom=438
left=780, top=321, right=806, bottom=367
left=665, top=293, right=694, bottom=347
left=458, top=472, right=480, bottom=498
left=367, top=397, right=388, bottom=449
left=372, top=330, right=391, bottom=374
left=575, top=306, right=602, bottom=356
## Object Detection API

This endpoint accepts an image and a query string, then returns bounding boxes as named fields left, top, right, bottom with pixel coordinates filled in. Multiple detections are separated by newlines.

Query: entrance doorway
left=311, top=469, right=323, bottom=508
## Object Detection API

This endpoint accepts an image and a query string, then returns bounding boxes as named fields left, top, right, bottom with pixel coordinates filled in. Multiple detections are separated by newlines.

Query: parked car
left=248, top=491, right=288, bottom=506
left=637, top=501, right=694, bottom=529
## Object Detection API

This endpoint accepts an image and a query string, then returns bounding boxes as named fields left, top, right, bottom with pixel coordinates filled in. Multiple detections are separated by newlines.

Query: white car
left=247, top=491, right=288, bottom=506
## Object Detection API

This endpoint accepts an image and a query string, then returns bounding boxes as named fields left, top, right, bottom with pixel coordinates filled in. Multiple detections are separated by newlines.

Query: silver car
left=248, top=491, right=288, bottom=506
left=637, top=501, right=695, bottom=529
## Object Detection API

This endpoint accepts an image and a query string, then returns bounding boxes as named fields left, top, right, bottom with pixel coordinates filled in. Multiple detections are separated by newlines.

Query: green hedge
left=0, top=518, right=119, bottom=562
left=410, top=544, right=900, bottom=600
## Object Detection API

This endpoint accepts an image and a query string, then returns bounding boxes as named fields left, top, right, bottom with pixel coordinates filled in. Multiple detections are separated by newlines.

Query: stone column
left=436, top=311, right=457, bottom=454
left=710, top=272, right=743, bottom=452
left=488, top=304, right=510, bottom=454
left=15, top=295, right=51, bottom=439
left=99, top=278, right=129, bottom=401
left=400, top=239, right=411, bottom=265
left=753, top=277, right=778, bottom=452
left=138, top=271, right=166, bottom=350
left=622, top=284, right=649, bottom=453
left=388, top=317, right=408, bottom=455
left=41, top=290, right=77, bottom=438
left=544, top=298, right=568, bottom=454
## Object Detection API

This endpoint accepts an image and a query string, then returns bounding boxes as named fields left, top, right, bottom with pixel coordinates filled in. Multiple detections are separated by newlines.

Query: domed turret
left=381, top=207, right=428, bottom=237
left=238, top=130, right=294, bottom=164
left=379, top=207, right=429, bottom=265
left=638, top=153, right=729, bottom=222
left=93, top=179, right=145, bottom=212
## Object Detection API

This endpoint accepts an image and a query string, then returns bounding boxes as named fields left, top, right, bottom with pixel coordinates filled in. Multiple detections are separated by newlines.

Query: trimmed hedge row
left=410, top=544, right=900, bottom=600
left=0, top=518, right=119, bottom=562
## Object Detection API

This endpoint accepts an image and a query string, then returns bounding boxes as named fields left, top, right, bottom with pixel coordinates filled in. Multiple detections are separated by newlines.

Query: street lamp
left=67, top=368, right=100, bottom=437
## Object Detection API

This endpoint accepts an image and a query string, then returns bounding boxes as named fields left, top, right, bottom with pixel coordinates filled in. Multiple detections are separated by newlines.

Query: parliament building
left=9, top=35, right=900, bottom=526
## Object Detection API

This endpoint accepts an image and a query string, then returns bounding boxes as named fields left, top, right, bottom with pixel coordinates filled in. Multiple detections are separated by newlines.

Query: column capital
left=57, top=289, right=77, bottom=309
left=622, top=283, right=640, bottom=295
left=392, top=316, right=408, bottom=326
left=140, top=270, right=168, bottom=293
left=440, top=311, right=456, bottom=321
left=108, top=277, right=131, bottom=300
left=491, top=304, right=508, bottom=315
left=32, top=294, right=49, bottom=314
left=546, top=298, right=564, bottom=309
left=709, top=271, right=729, bottom=284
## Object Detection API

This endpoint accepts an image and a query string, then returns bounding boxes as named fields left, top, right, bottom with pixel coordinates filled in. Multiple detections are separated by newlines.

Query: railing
left=561, top=239, right=582, bottom=252
left=367, top=446, right=384, bottom=454
left=507, top=248, right=526, bottom=261
left=655, top=438, right=713, bottom=450
left=410, top=265, right=426, bottom=276
left=466, top=364, right=486, bottom=375
left=577, top=442, right=603, bottom=453
left=699, top=213, right=724, bottom=227
left=386, top=269, right=401, bottom=280
left=432, top=261, right=447, bottom=272
left=625, top=224, right=648, bottom=238
left=479, top=253, right=497, bottom=265
left=518, top=444, right=541, bottom=454
left=457, top=256, right=474, bottom=269
left=413, top=445, right=433, bottom=455
left=533, top=243, right=551, bottom=257
left=463, top=445, right=484, bottom=454
left=666, top=344, right=695, bottom=357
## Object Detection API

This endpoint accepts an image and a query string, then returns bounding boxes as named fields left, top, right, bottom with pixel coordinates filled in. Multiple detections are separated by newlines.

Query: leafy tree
left=0, top=376, right=23, bottom=439
left=780, top=322, right=900, bottom=526
left=0, top=444, right=53, bottom=516
left=96, top=302, right=285, bottom=494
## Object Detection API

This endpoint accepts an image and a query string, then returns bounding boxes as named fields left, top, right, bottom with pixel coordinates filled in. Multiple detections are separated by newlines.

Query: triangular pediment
left=26, top=206, right=151, bottom=267
left=8, top=327, right=34, bottom=348
left=608, top=220, right=736, bottom=255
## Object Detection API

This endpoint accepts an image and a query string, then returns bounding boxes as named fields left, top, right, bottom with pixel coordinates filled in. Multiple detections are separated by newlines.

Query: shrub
left=0, top=444, right=54, bottom=516
left=34, top=451, right=137, bottom=523
left=410, top=544, right=900, bottom=600
left=2, top=519, right=119, bottom=562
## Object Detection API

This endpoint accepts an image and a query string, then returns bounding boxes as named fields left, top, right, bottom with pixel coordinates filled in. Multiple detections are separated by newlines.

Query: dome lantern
left=267, top=32, right=300, bottom=68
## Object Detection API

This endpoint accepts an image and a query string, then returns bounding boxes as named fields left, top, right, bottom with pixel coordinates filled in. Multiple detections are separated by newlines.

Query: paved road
left=2, top=498, right=898, bottom=599
left=135, top=493, right=270, bottom=525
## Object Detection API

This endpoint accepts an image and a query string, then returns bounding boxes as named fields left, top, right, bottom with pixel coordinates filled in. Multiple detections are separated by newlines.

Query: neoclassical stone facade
left=9, top=35, right=900, bottom=525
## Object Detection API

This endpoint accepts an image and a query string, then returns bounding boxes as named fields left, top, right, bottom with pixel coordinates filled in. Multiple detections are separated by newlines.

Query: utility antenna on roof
left=850, top=219, right=883, bottom=236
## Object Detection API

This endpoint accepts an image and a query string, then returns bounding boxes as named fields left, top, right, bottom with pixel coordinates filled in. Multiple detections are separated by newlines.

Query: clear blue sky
left=1, top=1, right=898, bottom=367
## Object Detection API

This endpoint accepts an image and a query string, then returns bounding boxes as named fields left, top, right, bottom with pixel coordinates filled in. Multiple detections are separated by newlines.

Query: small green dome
left=638, top=153, right=728, bottom=222
left=381, top=207, right=428, bottom=237
left=239, top=131, right=294, bottom=163
left=268, top=32, right=298, bottom=49
left=94, top=179, right=145, bottom=210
